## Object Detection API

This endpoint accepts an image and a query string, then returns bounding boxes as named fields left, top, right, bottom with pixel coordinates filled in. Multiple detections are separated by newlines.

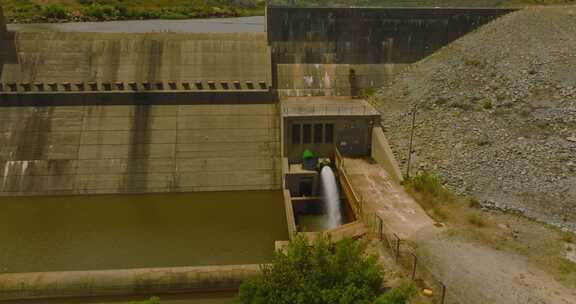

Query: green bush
left=405, top=171, right=443, bottom=198
left=404, top=171, right=455, bottom=221
left=237, top=235, right=384, bottom=304
left=374, top=283, right=416, bottom=304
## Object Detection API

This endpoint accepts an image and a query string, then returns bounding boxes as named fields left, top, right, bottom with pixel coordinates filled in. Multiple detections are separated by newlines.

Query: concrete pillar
left=76, top=82, right=85, bottom=91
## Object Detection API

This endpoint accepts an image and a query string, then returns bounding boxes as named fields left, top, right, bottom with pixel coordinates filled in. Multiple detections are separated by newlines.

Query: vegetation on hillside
left=269, top=0, right=576, bottom=7
left=404, top=171, right=576, bottom=288
left=2, top=0, right=266, bottom=23
left=237, top=235, right=415, bottom=304
left=4, top=0, right=575, bottom=23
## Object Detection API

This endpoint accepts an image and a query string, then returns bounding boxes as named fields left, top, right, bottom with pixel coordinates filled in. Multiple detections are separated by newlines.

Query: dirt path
left=344, top=158, right=576, bottom=304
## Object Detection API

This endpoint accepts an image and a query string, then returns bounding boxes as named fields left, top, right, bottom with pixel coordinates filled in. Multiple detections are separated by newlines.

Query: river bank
left=2, top=0, right=265, bottom=24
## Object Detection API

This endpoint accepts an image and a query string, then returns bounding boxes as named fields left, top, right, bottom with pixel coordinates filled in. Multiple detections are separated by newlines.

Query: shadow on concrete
left=0, top=21, right=19, bottom=81
left=0, top=91, right=279, bottom=107
left=267, top=7, right=515, bottom=65
left=0, top=31, right=18, bottom=81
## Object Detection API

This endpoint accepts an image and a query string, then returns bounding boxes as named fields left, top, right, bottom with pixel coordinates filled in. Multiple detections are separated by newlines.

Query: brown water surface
left=0, top=191, right=287, bottom=273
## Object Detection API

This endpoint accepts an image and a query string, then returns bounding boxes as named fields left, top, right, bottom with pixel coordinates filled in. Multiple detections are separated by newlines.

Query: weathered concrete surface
left=0, top=104, right=281, bottom=195
left=0, top=26, right=281, bottom=195
left=371, top=127, right=403, bottom=184
left=276, top=63, right=407, bottom=97
left=0, top=264, right=261, bottom=301
left=0, top=32, right=271, bottom=85
left=267, top=7, right=514, bottom=96
left=343, top=157, right=435, bottom=239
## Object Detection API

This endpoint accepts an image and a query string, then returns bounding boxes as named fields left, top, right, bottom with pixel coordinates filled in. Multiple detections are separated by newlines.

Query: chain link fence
left=372, top=214, right=463, bottom=304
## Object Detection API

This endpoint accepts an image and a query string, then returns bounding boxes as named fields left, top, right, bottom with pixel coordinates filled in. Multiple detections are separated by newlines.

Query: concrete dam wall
left=0, top=32, right=281, bottom=195
left=0, top=104, right=280, bottom=195
left=1, top=32, right=270, bottom=85
left=267, top=7, right=514, bottom=96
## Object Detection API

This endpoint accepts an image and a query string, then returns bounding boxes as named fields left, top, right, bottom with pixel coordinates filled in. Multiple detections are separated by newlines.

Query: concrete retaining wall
left=268, top=7, right=514, bottom=96
left=0, top=264, right=261, bottom=301
left=0, top=104, right=281, bottom=195
left=371, top=127, right=403, bottom=184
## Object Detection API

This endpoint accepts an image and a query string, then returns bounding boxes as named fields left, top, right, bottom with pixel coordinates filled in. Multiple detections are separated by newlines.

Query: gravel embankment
left=377, top=7, right=576, bottom=231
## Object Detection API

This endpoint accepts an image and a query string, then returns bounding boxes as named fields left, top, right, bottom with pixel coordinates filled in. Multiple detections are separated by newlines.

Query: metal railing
left=282, top=102, right=377, bottom=117
left=334, top=147, right=364, bottom=220
left=373, top=214, right=460, bottom=304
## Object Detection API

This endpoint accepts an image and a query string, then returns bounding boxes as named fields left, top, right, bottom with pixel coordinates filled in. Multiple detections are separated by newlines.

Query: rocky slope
left=377, top=7, right=576, bottom=231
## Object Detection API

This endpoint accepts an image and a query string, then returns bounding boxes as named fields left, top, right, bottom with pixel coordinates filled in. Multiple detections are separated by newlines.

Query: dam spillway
left=0, top=5, right=516, bottom=301
left=0, top=32, right=280, bottom=195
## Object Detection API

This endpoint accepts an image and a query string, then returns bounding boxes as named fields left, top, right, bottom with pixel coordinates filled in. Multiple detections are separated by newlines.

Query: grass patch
left=468, top=213, right=486, bottom=227
left=403, top=171, right=457, bottom=222
left=404, top=173, right=576, bottom=289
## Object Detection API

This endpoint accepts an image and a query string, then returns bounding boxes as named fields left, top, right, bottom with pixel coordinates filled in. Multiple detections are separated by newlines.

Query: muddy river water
left=0, top=191, right=287, bottom=273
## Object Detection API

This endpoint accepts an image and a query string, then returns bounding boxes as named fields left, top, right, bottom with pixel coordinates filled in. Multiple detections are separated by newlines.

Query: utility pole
left=406, top=105, right=417, bottom=179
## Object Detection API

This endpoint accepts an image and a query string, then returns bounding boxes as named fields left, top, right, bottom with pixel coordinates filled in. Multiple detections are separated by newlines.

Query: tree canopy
left=237, top=236, right=385, bottom=304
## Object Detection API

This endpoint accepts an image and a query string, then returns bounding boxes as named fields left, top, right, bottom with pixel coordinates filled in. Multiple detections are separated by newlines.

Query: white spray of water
left=320, top=166, right=342, bottom=230
left=19, top=161, right=29, bottom=190
left=2, top=161, right=13, bottom=191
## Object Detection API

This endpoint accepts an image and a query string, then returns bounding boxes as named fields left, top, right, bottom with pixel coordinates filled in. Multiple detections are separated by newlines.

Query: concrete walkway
left=343, top=157, right=576, bottom=304
left=343, top=158, right=436, bottom=239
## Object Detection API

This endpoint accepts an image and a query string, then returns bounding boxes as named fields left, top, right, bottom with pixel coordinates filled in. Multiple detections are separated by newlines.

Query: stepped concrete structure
left=0, top=29, right=280, bottom=195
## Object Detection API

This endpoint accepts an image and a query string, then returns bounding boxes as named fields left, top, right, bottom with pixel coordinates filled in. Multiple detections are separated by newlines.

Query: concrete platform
left=342, top=157, right=435, bottom=239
